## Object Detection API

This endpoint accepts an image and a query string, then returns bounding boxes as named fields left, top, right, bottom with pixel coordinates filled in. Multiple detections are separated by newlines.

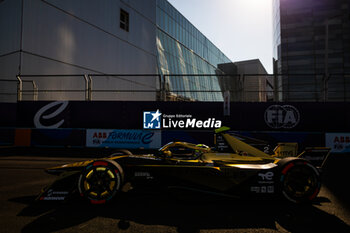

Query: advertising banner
left=86, top=129, right=161, bottom=149
left=8, top=101, right=350, bottom=132
left=326, top=133, right=350, bottom=153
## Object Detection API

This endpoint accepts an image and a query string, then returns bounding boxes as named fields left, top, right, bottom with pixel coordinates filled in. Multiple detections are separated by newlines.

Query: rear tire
left=279, top=158, right=321, bottom=203
left=78, top=159, right=124, bottom=204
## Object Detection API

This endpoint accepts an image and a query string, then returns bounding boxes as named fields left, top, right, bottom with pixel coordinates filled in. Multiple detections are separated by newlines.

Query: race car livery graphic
left=37, top=127, right=331, bottom=204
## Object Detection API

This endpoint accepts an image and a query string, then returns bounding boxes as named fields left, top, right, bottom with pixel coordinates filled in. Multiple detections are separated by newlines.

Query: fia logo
left=264, top=105, right=300, bottom=129
left=143, top=110, right=162, bottom=129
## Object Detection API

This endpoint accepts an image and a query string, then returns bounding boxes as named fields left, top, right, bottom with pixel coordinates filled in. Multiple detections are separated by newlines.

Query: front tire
left=78, top=159, right=124, bottom=204
left=279, top=158, right=321, bottom=203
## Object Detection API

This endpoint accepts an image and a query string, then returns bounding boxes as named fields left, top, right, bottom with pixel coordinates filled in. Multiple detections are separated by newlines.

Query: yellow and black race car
left=37, top=127, right=331, bottom=204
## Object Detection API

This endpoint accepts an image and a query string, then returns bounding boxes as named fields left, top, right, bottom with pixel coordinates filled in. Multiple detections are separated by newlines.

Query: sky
left=167, top=0, right=273, bottom=74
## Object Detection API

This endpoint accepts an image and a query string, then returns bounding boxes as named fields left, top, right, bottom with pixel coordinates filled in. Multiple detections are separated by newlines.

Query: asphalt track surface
left=1, top=152, right=350, bottom=233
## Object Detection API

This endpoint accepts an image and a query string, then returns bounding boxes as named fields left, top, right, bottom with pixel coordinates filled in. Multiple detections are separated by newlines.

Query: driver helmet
left=196, top=144, right=209, bottom=149
left=163, top=150, right=172, bottom=157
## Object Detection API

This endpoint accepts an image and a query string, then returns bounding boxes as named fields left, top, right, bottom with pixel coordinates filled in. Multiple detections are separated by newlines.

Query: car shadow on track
left=322, top=154, right=350, bottom=210
left=10, top=190, right=350, bottom=233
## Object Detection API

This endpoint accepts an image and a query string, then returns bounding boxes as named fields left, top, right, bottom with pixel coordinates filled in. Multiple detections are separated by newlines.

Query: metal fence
left=0, top=73, right=349, bottom=102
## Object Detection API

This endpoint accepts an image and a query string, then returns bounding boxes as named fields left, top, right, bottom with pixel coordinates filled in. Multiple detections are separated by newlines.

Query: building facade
left=0, top=0, right=232, bottom=102
left=273, top=0, right=350, bottom=101
left=0, top=0, right=159, bottom=101
left=156, top=0, right=231, bottom=101
left=218, top=59, right=273, bottom=102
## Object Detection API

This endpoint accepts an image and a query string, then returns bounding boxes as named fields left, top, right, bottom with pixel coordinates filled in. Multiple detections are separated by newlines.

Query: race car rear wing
left=297, top=147, right=331, bottom=168
left=214, top=127, right=331, bottom=168
left=273, top=143, right=331, bottom=168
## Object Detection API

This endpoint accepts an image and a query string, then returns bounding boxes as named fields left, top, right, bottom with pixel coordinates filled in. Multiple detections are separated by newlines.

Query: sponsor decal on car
left=134, top=171, right=154, bottom=179
left=250, top=171, right=275, bottom=194
left=258, top=171, right=274, bottom=181
left=258, top=171, right=275, bottom=186
left=250, top=186, right=274, bottom=194
left=40, top=189, right=69, bottom=201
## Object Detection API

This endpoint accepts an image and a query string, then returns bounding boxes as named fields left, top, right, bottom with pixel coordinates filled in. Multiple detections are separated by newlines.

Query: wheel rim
left=281, top=162, right=320, bottom=202
left=79, top=161, right=121, bottom=203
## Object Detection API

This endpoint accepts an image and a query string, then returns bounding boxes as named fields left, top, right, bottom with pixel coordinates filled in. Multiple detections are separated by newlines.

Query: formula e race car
left=37, top=127, right=331, bottom=204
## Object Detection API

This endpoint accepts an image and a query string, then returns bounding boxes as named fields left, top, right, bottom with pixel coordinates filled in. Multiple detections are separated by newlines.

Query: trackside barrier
left=4, top=127, right=337, bottom=152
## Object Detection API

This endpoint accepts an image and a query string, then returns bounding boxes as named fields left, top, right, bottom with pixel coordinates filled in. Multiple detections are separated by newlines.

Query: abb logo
left=333, top=136, right=350, bottom=143
left=93, top=132, right=108, bottom=139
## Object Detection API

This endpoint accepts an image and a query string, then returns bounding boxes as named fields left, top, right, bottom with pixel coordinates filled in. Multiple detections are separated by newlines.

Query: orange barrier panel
left=14, top=129, right=31, bottom=147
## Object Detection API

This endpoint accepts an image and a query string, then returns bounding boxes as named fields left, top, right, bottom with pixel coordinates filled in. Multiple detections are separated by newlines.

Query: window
left=120, top=9, right=129, bottom=32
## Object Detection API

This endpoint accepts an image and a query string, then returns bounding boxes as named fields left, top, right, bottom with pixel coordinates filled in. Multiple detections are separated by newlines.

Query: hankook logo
left=34, top=101, right=69, bottom=128
left=264, top=105, right=300, bottom=129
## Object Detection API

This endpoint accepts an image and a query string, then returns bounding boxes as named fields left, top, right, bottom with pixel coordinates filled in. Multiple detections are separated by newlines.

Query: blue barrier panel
left=326, top=133, right=350, bottom=153
left=86, top=129, right=161, bottom=149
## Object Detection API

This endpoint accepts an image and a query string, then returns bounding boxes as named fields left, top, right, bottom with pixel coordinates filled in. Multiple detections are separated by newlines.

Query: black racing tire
left=278, top=158, right=321, bottom=203
left=109, top=149, right=133, bottom=157
left=78, top=159, right=124, bottom=204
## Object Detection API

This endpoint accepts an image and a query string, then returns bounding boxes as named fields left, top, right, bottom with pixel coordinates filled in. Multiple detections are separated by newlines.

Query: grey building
left=0, top=0, right=158, bottom=102
left=0, top=0, right=232, bottom=102
left=273, top=0, right=350, bottom=101
left=218, top=59, right=272, bottom=102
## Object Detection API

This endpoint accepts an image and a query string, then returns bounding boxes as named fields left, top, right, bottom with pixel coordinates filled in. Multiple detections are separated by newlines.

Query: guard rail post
left=16, top=75, right=22, bottom=101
